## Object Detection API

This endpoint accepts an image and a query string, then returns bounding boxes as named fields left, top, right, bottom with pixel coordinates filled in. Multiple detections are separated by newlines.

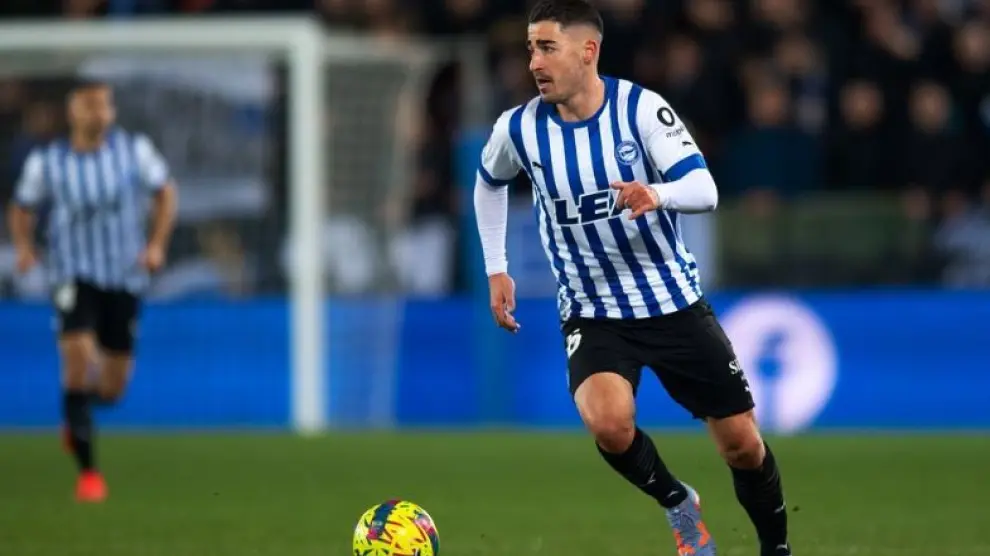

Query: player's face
left=68, top=86, right=116, bottom=136
left=527, top=21, right=590, bottom=104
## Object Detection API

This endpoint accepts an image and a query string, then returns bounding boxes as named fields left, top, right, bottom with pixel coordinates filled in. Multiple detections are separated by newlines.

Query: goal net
left=0, top=19, right=486, bottom=432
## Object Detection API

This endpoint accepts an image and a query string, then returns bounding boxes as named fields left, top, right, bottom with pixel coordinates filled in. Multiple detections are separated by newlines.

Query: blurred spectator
left=900, top=81, right=975, bottom=194
left=951, top=21, right=990, bottom=178
left=933, top=182, right=990, bottom=287
left=656, top=33, right=742, bottom=154
left=773, top=32, right=827, bottom=132
left=826, top=80, right=896, bottom=190
left=719, top=79, right=821, bottom=203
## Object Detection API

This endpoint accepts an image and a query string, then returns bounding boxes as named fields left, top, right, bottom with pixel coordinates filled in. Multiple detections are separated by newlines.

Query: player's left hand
left=140, top=242, right=166, bottom=272
left=610, top=181, right=660, bottom=220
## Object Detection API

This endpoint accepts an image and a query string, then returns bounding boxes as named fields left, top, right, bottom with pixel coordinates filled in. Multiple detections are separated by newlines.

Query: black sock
left=63, top=390, right=95, bottom=472
left=730, top=441, right=788, bottom=552
left=597, top=427, right=687, bottom=508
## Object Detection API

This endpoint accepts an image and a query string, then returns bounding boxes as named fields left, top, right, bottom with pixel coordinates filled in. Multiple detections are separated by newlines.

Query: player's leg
left=708, top=410, right=789, bottom=556
left=573, top=374, right=688, bottom=503
left=566, top=320, right=686, bottom=503
left=649, top=300, right=790, bottom=556
left=53, top=282, right=105, bottom=501
left=564, top=320, right=712, bottom=556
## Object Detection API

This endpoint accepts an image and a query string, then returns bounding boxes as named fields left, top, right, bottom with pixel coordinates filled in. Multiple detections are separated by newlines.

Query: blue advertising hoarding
left=0, top=292, right=988, bottom=431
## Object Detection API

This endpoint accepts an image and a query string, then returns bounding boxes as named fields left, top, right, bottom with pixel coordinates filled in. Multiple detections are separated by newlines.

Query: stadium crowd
left=0, top=0, right=988, bottom=295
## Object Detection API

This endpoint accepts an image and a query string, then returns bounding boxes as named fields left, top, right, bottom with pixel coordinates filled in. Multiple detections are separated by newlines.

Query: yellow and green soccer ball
left=353, top=499, right=440, bottom=556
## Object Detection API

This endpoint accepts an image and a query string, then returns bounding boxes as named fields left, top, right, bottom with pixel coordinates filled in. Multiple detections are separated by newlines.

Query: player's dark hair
left=68, top=79, right=111, bottom=96
left=528, top=0, right=604, bottom=36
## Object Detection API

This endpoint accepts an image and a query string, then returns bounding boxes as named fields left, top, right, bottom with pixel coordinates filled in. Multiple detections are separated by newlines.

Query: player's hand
left=140, top=242, right=166, bottom=272
left=611, top=180, right=660, bottom=220
left=488, top=272, right=521, bottom=333
left=15, top=246, right=38, bottom=274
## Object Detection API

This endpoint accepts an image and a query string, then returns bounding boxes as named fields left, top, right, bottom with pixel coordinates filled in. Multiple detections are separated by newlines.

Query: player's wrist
left=13, top=239, right=36, bottom=254
left=485, top=264, right=508, bottom=277
left=647, top=184, right=665, bottom=209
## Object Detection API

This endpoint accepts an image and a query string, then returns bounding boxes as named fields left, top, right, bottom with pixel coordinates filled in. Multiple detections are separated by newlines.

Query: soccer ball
left=352, top=499, right=440, bottom=556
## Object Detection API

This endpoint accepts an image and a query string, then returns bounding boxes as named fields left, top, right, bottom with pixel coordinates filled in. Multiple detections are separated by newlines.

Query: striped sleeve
left=13, top=149, right=47, bottom=207
left=133, top=134, right=171, bottom=191
left=477, top=110, right=521, bottom=187
left=635, top=89, right=707, bottom=182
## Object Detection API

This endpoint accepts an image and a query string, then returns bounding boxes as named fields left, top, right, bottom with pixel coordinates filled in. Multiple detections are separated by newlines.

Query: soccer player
left=7, top=80, right=178, bottom=503
left=473, top=1, right=792, bottom=555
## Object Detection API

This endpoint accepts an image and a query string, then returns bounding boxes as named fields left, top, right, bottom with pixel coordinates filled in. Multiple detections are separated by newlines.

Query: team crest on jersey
left=615, top=140, right=640, bottom=166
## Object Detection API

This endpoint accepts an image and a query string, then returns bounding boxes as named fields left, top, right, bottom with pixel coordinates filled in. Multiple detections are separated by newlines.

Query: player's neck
left=556, top=75, right=606, bottom=123
left=70, top=130, right=106, bottom=152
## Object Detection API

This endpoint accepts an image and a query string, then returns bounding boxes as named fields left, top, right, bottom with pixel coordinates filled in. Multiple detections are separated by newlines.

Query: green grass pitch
left=1, top=432, right=988, bottom=555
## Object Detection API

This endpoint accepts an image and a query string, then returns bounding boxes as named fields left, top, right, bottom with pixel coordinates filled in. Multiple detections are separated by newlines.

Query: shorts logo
left=615, top=140, right=640, bottom=166
left=720, top=296, right=838, bottom=435
left=565, top=328, right=582, bottom=359
left=54, top=283, right=76, bottom=312
left=729, top=359, right=743, bottom=374
left=729, top=358, right=751, bottom=393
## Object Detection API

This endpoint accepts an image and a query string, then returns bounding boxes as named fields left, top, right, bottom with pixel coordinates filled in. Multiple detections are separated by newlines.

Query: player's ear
left=583, top=39, right=598, bottom=65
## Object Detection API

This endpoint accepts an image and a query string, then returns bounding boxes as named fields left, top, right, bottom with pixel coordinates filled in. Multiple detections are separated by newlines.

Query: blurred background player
left=475, top=1, right=789, bottom=555
left=6, top=80, right=177, bottom=502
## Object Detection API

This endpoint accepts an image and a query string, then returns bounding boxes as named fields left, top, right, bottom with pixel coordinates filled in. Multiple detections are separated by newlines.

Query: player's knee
left=718, top=432, right=765, bottom=469
left=574, top=373, right=636, bottom=452
left=585, top=413, right=635, bottom=453
left=98, top=355, right=132, bottom=402
left=59, top=333, right=95, bottom=388
left=96, top=386, right=126, bottom=405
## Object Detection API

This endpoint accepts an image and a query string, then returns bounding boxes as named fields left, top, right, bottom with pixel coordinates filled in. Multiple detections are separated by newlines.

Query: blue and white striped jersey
left=478, top=77, right=708, bottom=320
left=14, top=129, right=171, bottom=294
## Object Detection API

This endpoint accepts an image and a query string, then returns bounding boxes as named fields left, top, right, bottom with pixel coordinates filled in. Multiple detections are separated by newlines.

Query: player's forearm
left=649, top=169, right=719, bottom=214
left=148, top=182, right=178, bottom=248
left=7, top=204, right=36, bottom=251
left=473, top=176, right=509, bottom=275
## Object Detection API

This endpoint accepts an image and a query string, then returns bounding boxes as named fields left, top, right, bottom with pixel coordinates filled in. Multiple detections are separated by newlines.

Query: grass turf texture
left=1, top=432, right=988, bottom=556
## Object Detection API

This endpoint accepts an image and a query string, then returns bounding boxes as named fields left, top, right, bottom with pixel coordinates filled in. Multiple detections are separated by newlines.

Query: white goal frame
left=0, top=18, right=328, bottom=433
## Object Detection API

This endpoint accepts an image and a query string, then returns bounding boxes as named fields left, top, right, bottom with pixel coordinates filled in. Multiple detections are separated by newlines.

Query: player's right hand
left=488, top=272, right=521, bottom=333
left=15, top=247, right=38, bottom=274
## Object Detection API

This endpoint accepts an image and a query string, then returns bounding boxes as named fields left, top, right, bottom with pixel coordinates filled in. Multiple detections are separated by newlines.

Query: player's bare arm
left=7, top=202, right=38, bottom=273
left=8, top=149, right=46, bottom=273
left=142, top=181, right=178, bottom=272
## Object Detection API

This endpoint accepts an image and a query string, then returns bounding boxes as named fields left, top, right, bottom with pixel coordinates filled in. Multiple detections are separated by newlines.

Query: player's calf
left=708, top=410, right=790, bottom=555
left=574, top=373, right=688, bottom=508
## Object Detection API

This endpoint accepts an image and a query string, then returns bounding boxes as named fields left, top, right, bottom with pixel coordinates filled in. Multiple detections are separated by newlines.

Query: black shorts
left=52, top=280, right=140, bottom=353
left=562, top=298, right=754, bottom=420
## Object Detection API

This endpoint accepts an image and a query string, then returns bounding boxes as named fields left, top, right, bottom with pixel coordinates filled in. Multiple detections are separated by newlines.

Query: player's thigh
left=647, top=300, right=754, bottom=420
left=563, top=319, right=641, bottom=429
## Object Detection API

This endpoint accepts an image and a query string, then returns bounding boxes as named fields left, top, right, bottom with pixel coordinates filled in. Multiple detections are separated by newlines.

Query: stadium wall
left=0, top=292, right=987, bottom=432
